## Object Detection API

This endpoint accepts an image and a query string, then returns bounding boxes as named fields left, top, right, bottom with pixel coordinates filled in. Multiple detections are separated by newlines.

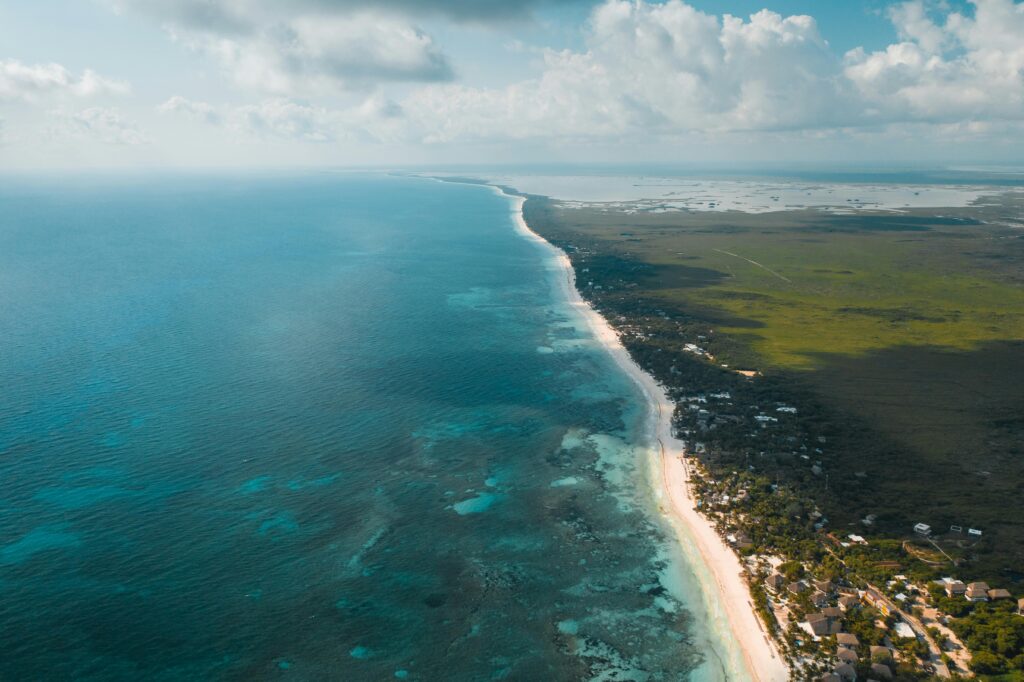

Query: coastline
left=496, top=186, right=790, bottom=682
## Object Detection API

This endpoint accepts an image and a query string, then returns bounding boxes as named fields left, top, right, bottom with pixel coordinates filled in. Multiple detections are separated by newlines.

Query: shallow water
left=474, top=173, right=1014, bottom=213
left=0, top=173, right=741, bottom=680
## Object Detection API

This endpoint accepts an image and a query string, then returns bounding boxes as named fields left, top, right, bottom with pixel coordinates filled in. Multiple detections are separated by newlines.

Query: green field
left=526, top=190, right=1024, bottom=578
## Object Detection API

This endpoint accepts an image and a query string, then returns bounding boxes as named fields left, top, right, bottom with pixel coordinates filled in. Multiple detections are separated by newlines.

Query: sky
left=1, top=0, right=1022, bottom=169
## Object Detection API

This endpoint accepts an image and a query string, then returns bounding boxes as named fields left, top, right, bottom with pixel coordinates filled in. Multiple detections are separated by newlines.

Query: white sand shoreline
left=493, top=186, right=790, bottom=682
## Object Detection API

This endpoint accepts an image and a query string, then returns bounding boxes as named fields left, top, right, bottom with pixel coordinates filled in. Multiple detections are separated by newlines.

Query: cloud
left=117, top=1, right=456, bottom=93
left=192, top=14, right=452, bottom=93
left=0, top=60, right=129, bottom=102
left=117, top=0, right=583, bottom=28
left=844, top=0, right=1024, bottom=123
left=171, top=14, right=452, bottom=94
left=310, top=0, right=582, bottom=22
left=232, top=99, right=338, bottom=141
left=383, top=0, right=1024, bottom=143
left=158, top=95, right=407, bottom=143
left=49, top=108, right=149, bottom=145
left=130, top=0, right=1024, bottom=153
left=157, top=95, right=222, bottom=124
left=887, top=0, right=948, bottom=53
left=394, top=0, right=852, bottom=142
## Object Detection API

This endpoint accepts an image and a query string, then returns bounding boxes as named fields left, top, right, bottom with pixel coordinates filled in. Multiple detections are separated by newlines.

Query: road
left=866, top=583, right=951, bottom=678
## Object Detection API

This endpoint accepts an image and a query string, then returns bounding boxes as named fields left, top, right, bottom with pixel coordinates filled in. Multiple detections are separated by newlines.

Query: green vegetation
left=521, top=187, right=1024, bottom=677
left=646, top=230, right=1024, bottom=371
left=948, top=600, right=1024, bottom=675
left=524, top=191, right=1024, bottom=578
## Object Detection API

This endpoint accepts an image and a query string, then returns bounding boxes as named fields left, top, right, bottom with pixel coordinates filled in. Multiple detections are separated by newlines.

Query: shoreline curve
left=494, top=185, right=790, bottom=682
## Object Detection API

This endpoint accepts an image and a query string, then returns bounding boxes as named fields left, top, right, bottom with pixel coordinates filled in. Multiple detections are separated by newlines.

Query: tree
left=969, top=650, right=1005, bottom=675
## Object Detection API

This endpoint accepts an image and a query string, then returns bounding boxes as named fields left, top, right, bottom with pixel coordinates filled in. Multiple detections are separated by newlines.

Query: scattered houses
left=988, top=588, right=1012, bottom=600
left=804, top=611, right=842, bottom=637
left=965, top=581, right=990, bottom=602
left=870, top=645, right=893, bottom=663
left=788, top=580, right=809, bottom=596
left=944, top=579, right=967, bottom=598
left=863, top=588, right=892, bottom=617
left=832, top=662, right=856, bottom=681
left=614, top=280, right=1014, bottom=678
left=814, top=579, right=834, bottom=595
left=726, top=531, right=752, bottom=550
left=944, top=576, right=1016, bottom=605
left=835, top=632, right=859, bottom=648
left=837, top=595, right=860, bottom=612
left=893, top=621, right=915, bottom=639
left=870, top=662, right=894, bottom=680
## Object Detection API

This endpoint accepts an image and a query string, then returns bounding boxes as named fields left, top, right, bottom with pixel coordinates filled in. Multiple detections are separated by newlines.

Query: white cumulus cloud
left=388, top=0, right=1024, bottom=143
left=173, top=14, right=452, bottom=94
left=396, top=0, right=853, bottom=142
left=117, top=0, right=454, bottom=94
left=0, top=60, right=129, bottom=102
left=844, top=0, right=1024, bottom=123
left=157, top=95, right=222, bottom=124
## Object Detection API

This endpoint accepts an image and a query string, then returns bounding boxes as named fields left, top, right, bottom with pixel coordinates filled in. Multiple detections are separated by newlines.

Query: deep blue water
left=0, top=174, right=737, bottom=680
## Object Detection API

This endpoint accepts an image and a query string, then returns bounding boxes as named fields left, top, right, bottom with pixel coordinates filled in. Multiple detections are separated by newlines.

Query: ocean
left=0, top=173, right=743, bottom=680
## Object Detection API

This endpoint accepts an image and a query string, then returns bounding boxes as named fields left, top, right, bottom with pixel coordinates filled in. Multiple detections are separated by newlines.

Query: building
left=818, top=675, right=841, bottom=682
left=838, top=595, right=860, bottom=612
left=893, top=621, right=915, bottom=639
left=836, top=647, right=859, bottom=664
left=870, top=662, right=894, bottom=680
left=836, top=632, right=860, bottom=648
left=913, top=522, right=931, bottom=536
left=833, top=663, right=857, bottom=681
left=870, top=645, right=893, bottom=662
left=863, top=588, right=892, bottom=617
left=765, top=573, right=784, bottom=591
left=821, top=607, right=843, bottom=619
left=1018, top=597, right=1024, bottom=616
left=788, top=580, right=809, bottom=596
left=814, top=579, right=835, bottom=594
left=805, top=612, right=843, bottom=636
left=966, top=582, right=990, bottom=602
left=727, top=532, right=752, bottom=549
left=945, top=580, right=967, bottom=598
left=811, top=590, right=829, bottom=608
left=988, top=588, right=1012, bottom=600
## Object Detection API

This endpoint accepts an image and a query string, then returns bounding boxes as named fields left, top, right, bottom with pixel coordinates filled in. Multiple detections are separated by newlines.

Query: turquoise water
left=0, top=173, right=736, bottom=680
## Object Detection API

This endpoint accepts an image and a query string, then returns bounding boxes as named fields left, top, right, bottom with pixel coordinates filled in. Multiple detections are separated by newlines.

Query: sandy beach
left=498, top=187, right=790, bottom=682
